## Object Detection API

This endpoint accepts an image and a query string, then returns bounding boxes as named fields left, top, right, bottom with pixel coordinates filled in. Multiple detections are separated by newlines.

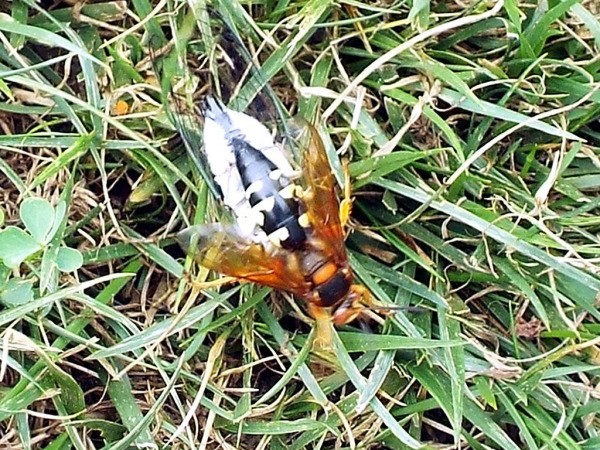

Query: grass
left=1, top=0, right=600, bottom=448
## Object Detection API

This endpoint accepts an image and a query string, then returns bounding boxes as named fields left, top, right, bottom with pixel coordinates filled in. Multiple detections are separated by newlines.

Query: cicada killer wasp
left=177, top=97, right=371, bottom=339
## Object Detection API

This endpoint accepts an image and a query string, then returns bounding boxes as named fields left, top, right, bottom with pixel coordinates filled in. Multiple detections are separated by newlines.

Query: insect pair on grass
left=150, top=9, right=387, bottom=345
left=176, top=95, right=374, bottom=346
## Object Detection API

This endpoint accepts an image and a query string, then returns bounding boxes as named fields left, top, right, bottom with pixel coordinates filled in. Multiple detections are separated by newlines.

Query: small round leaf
left=0, top=278, right=34, bottom=306
left=48, top=200, right=67, bottom=245
left=56, top=247, right=83, bottom=272
left=20, top=197, right=55, bottom=244
left=0, top=227, right=42, bottom=268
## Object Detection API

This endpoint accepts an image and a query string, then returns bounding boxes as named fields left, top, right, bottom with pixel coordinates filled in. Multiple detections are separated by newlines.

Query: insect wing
left=170, top=104, right=223, bottom=199
left=293, top=120, right=347, bottom=261
left=178, top=224, right=309, bottom=294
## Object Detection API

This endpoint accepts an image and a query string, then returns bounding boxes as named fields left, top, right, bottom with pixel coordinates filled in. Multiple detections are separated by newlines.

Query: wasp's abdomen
left=231, top=137, right=306, bottom=249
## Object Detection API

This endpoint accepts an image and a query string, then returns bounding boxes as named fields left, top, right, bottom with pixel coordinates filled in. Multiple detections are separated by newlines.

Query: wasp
left=177, top=96, right=370, bottom=337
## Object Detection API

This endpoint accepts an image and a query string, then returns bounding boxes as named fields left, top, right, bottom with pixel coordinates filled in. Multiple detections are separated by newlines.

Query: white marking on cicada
left=278, top=184, right=297, bottom=200
left=298, top=213, right=310, bottom=228
left=250, top=208, right=265, bottom=227
left=268, top=227, right=290, bottom=247
left=245, top=180, right=264, bottom=199
left=268, top=169, right=282, bottom=181
left=253, top=196, right=276, bottom=213
left=238, top=206, right=264, bottom=230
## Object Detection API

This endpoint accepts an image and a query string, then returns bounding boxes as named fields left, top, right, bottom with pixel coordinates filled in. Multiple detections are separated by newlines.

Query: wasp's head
left=331, top=284, right=371, bottom=327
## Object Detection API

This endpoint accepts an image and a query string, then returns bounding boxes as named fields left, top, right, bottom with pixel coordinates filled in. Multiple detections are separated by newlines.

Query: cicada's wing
left=177, top=224, right=310, bottom=295
left=169, top=99, right=223, bottom=200
left=291, top=119, right=347, bottom=263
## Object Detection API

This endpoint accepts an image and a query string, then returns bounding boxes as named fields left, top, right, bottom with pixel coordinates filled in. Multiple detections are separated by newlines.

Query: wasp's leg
left=339, top=160, right=353, bottom=228
left=307, top=303, right=335, bottom=351
left=190, top=276, right=238, bottom=290
left=336, top=285, right=404, bottom=328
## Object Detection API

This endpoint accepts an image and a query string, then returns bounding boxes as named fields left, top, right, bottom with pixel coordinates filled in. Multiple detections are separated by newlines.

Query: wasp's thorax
left=299, top=247, right=353, bottom=307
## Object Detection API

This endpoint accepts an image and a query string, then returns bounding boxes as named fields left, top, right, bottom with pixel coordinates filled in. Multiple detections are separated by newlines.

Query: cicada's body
left=202, top=97, right=306, bottom=249
left=178, top=97, right=368, bottom=329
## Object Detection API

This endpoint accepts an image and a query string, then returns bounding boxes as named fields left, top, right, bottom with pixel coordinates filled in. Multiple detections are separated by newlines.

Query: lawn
left=1, top=0, right=600, bottom=449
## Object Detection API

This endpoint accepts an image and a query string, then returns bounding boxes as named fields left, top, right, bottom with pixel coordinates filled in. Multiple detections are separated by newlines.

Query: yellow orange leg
left=190, top=276, right=237, bottom=291
left=339, top=160, right=353, bottom=228
left=307, top=303, right=335, bottom=350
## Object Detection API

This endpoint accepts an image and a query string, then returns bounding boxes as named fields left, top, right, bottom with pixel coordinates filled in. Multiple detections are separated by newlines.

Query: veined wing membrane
left=178, top=224, right=309, bottom=294
left=291, top=119, right=347, bottom=262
